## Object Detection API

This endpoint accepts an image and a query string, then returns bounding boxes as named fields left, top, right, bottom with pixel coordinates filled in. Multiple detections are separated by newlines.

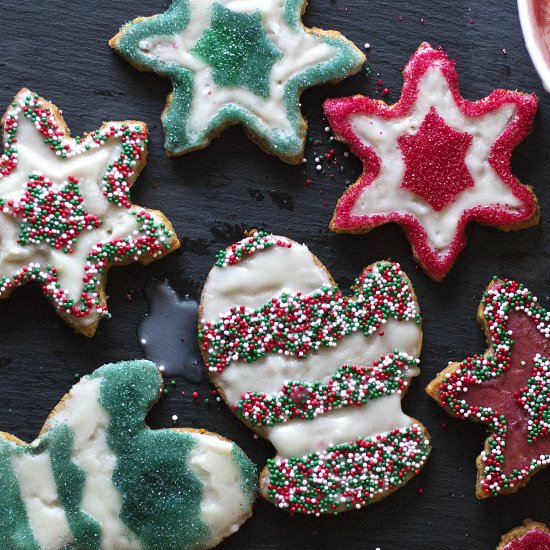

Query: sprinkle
left=200, top=261, right=420, bottom=374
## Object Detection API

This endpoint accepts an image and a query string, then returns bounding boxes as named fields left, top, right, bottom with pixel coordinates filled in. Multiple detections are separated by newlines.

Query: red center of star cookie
left=324, top=43, right=539, bottom=281
left=398, top=107, right=474, bottom=211
left=433, top=280, right=550, bottom=496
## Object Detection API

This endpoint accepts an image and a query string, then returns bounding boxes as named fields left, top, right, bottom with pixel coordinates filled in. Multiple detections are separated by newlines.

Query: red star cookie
left=497, top=520, right=550, bottom=550
left=427, top=278, right=550, bottom=498
left=324, top=43, right=539, bottom=281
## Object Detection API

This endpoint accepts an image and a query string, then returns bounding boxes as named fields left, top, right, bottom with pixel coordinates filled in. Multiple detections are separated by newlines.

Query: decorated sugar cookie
left=109, top=0, right=365, bottom=163
left=324, top=43, right=539, bottom=281
left=497, top=520, right=550, bottom=550
left=0, top=89, right=179, bottom=336
left=427, top=278, right=550, bottom=498
left=0, top=360, right=257, bottom=549
left=199, top=232, right=431, bottom=515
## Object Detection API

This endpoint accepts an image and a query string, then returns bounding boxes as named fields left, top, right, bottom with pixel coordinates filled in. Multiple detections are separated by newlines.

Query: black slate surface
left=1, top=0, right=549, bottom=549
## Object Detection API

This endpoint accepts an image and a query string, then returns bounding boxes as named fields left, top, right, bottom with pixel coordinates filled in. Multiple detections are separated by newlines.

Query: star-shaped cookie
left=427, top=278, right=550, bottom=498
left=324, top=43, right=539, bottom=281
left=0, top=89, right=180, bottom=336
left=109, top=0, right=365, bottom=163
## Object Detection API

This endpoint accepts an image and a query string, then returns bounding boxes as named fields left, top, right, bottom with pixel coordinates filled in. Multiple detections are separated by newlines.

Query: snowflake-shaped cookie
left=324, top=43, right=539, bottom=280
left=110, top=0, right=365, bottom=163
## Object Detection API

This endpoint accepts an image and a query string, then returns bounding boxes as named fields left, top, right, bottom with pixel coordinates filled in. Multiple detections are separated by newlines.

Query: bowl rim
left=518, top=0, right=550, bottom=91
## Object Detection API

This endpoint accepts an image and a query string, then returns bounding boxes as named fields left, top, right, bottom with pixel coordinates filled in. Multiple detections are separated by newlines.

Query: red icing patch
left=324, top=42, right=538, bottom=281
left=398, top=107, right=474, bottom=211
left=504, top=530, right=550, bottom=550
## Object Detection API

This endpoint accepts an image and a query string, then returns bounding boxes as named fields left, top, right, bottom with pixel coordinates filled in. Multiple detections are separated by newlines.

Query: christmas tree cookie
left=0, top=360, right=257, bottom=549
left=199, top=232, right=431, bottom=515
left=497, top=520, right=550, bottom=550
left=324, top=43, right=539, bottom=280
left=427, top=278, right=550, bottom=498
left=109, top=0, right=365, bottom=163
left=0, top=89, right=179, bottom=336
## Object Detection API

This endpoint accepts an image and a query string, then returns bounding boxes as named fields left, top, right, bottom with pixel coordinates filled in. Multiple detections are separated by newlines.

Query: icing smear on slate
left=138, top=280, right=205, bottom=381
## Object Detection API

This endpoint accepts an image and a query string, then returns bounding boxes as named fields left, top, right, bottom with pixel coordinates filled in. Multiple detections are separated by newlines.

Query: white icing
left=201, top=237, right=329, bottom=320
left=12, top=451, right=73, bottom=550
left=188, top=434, right=251, bottom=548
left=0, top=91, right=170, bottom=328
left=268, top=395, right=412, bottom=457
left=52, top=376, right=142, bottom=550
left=218, top=320, right=421, bottom=404
left=347, top=67, right=520, bottom=254
left=202, top=235, right=423, bottom=461
left=137, top=0, right=340, bottom=144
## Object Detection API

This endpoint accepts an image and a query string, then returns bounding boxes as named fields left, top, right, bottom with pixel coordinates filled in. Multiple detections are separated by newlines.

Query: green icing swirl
left=112, top=0, right=364, bottom=159
left=49, top=425, right=101, bottom=549
left=95, top=361, right=210, bottom=549
left=0, top=443, right=39, bottom=549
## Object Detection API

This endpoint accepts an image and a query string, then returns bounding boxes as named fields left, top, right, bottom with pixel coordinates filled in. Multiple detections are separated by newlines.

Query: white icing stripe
left=348, top=67, right=520, bottom=253
left=268, top=394, right=413, bottom=457
left=201, top=237, right=328, bottom=320
left=187, top=434, right=249, bottom=547
left=12, top=451, right=73, bottom=550
left=139, top=0, right=339, bottom=139
left=52, top=376, right=142, bottom=550
left=217, top=319, right=422, bottom=404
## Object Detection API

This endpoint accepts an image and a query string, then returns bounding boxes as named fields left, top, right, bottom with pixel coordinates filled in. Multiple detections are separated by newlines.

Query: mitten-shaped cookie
left=0, top=360, right=256, bottom=549
left=199, top=232, right=430, bottom=515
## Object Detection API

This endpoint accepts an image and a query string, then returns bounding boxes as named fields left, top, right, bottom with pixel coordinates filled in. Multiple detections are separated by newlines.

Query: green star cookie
left=110, top=0, right=365, bottom=163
